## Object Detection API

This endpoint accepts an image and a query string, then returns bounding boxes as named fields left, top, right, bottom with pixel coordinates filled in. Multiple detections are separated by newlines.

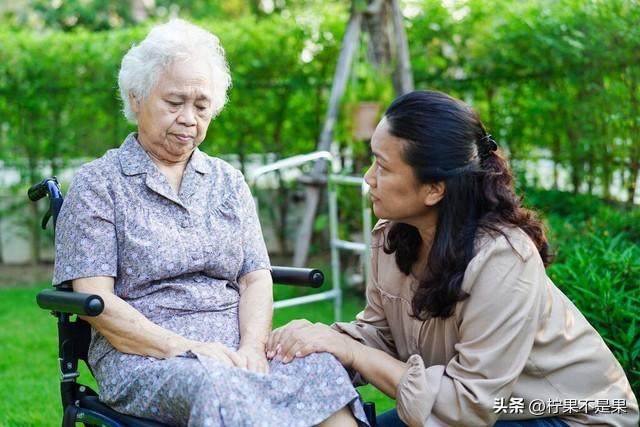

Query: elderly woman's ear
left=422, top=181, right=445, bottom=207
left=129, top=93, right=140, bottom=114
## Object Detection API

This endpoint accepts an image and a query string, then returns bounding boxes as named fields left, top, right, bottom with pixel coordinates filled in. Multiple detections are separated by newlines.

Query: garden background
left=0, top=0, right=638, bottom=425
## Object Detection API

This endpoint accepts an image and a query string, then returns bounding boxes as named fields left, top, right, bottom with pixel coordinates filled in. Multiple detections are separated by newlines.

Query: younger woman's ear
left=423, top=181, right=446, bottom=207
left=129, top=93, right=140, bottom=113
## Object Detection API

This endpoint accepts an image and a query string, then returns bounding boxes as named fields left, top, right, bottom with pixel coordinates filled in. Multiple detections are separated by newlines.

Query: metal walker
left=249, top=151, right=372, bottom=321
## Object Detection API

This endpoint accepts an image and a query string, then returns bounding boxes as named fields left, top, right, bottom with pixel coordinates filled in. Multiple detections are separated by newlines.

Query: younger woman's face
left=364, top=117, right=433, bottom=223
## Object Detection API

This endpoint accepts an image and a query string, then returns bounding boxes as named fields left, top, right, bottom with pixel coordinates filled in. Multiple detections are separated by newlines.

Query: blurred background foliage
left=1, top=0, right=638, bottom=200
left=0, top=0, right=638, bottom=397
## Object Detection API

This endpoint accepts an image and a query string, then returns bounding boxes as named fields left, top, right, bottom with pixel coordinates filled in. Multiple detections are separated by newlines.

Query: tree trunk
left=602, top=144, right=612, bottom=200
left=626, top=68, right=640, bottom=203
left=293, top=0, right=414, bottom=266
left=130, top=0, right=150, bottom=22
left=26, top=151, right=41, bottom=266
left=276, top=171, right=288, bottom=255
left=551, top=135, right=560, bottom=190
left=272, top=89, right=291, bottom=254
left=363, top=0, right=392, bottom=69
left=586, top=146, right=594, bottom=195
left=628, top=155, right=639, bottom=204
left=568, top=84, right=589, bottom=195
left=292, top=9, right=362, bottom=267
left=390, top=0, right=413, bottom=94
left=568, top=127, right=582, bottom=194
left=596, top=105, right=612, bottom=200
left=249, top=0, right=262, bottom=16
left=21, top=106, right=42, bottom=266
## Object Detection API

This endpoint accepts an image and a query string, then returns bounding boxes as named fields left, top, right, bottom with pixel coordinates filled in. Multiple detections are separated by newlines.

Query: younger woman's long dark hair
left=383, top=90, right=552, bottom=319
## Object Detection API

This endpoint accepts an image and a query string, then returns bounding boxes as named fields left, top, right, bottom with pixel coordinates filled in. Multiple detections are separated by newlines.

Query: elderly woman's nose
left=177, top=105, right=197, bottom=125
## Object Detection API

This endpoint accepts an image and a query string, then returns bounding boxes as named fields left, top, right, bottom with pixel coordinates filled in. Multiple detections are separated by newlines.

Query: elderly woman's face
left=131, top=59, right=215, bottom=163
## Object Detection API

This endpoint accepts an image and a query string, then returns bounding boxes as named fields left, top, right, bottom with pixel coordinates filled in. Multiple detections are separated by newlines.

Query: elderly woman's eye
left=166, top=100, right=182, bottom=107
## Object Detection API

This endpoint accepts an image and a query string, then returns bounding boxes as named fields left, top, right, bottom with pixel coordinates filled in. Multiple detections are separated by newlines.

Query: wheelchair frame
left=29, top=177, right=378, bottom=427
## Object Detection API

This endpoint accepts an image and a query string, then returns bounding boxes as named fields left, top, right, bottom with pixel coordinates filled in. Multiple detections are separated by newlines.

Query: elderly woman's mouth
left=172, top=133, right=194, bottom=142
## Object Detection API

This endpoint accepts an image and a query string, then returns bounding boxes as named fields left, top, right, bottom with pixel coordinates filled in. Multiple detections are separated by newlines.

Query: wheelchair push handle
left=37, top=289, right=104, bottom=316
left=28, top=181, right=48, bottom=201
left=28, top=177, right=60, bottom=201
left=27, top=177, right=64, bottom=230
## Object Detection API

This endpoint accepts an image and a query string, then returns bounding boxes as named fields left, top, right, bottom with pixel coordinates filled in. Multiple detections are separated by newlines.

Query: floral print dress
left=53, top=133, right=368, bottom=427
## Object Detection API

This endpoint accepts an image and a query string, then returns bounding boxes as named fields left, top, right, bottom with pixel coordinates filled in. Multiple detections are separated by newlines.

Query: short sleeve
left=236, top=172, right=271, bottom=278
left=53, top=165, right=118, bottom=285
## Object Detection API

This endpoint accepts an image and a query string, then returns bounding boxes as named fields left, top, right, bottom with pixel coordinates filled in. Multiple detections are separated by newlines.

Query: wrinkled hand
left=236, top=344, right=270, bottom=374
left=189, top=341, right=243, bottom=367
left=267, top=319, right=354, bottom=366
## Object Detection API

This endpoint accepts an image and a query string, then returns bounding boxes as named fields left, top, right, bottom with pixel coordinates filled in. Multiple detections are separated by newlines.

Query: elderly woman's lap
left=94, top=351, right=366, bottom=427
left=95, top=352, right=215, bottom=425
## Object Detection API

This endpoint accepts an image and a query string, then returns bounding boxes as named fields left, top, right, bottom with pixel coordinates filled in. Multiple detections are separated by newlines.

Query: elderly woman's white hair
left=118, top=19, right=231, bottom=123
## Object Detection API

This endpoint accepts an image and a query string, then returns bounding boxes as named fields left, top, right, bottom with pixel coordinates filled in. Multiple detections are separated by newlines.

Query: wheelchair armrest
left=36, top=289, right=104, bottom=316
left=271, top=266, right=324, bottom=288
left=35, top=268, right=320, bottom=316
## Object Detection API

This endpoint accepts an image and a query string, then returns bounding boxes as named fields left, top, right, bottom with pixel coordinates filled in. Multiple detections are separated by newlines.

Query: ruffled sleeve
left=396, top=355, right=446, bottom=426
left=332, top=222, right=398, bottom=384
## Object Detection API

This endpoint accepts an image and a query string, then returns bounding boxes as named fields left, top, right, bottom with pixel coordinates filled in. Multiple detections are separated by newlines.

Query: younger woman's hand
left=267, top=319, right=355, bottom=367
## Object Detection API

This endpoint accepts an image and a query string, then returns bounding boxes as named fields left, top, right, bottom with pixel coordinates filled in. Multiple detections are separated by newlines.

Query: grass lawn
left=0, top=284, right=394, bottom=426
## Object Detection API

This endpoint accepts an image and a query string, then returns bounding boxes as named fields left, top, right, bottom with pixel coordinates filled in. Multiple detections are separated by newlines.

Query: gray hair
left=118, top=19, right=231, bottom=123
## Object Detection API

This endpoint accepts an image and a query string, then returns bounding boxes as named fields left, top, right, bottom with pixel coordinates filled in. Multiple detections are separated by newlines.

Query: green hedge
left=0, top=10, right=346, bottom=172
left=0, top=12, right=345, bottom=263
left=2, top=0, right=639, bottom=194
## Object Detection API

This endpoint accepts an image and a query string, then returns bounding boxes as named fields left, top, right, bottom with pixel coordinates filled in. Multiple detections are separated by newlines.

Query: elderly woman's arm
left=74, top=276, right=242, bottom=365
left=236, top=269, right=273, bottom=373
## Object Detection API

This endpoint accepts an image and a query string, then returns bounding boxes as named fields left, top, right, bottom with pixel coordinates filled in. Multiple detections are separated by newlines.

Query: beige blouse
left=333, top=220, right=638, bottom=427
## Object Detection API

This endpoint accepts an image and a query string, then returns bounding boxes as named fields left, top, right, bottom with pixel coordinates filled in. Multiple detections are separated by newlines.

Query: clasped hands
left=188, top=320, right=355, bottom=373
left=266, top=319, right=356, bottom=367
left=188, top=341, right=270, bottom=374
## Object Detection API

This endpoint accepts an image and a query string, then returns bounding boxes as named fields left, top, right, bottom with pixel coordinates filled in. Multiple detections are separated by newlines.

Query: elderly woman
left=53, top=19, right=368, bottom=427
left=268, top=91, right=639, bottom=427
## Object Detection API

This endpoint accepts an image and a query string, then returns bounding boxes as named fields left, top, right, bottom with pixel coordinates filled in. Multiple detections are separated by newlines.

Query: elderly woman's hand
left=236, top=344, right=270, bottom=374
left=266, top=319, right=355, bottom=367
left=189, top=341, right=244, bottom=367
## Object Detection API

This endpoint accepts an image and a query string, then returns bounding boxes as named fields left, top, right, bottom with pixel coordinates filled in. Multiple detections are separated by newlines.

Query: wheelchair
left=29, top=177, right=377, bottom=427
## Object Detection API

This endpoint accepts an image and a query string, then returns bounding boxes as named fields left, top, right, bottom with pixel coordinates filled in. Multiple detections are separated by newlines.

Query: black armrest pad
left=36, top=289, right=104, bottom=316
left=271, top=266, right=324, bottom=288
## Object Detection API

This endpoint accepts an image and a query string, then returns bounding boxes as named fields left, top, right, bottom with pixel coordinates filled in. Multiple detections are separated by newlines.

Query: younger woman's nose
left=364, top=163, right=376, bottom=187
